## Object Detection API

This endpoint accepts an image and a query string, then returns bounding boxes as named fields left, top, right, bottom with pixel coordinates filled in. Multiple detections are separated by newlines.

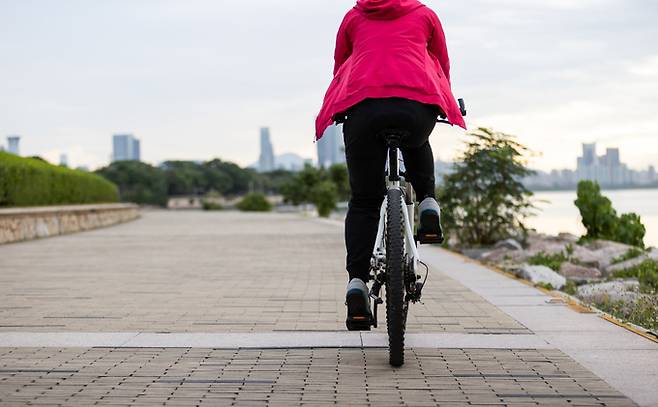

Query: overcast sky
left=1, top=0, right=657, bottom=171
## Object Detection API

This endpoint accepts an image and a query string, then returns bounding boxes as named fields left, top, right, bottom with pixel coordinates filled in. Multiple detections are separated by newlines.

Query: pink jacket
left=315, top=0, right=466, bottom=139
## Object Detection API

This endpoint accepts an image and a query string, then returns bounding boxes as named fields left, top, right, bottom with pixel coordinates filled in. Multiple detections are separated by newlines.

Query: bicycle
left=344, top=99, right=467, bottom=367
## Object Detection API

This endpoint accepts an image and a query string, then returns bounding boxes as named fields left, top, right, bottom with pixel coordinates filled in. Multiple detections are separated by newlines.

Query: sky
left=1, top=0, right=657, bottom=171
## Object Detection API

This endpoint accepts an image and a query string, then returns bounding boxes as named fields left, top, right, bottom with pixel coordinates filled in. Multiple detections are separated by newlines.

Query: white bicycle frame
left=371, top=148, right=420, bottom=275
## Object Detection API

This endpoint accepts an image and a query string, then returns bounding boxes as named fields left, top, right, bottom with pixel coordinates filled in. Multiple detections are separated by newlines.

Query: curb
left=449, top=248, right=658, bottom=344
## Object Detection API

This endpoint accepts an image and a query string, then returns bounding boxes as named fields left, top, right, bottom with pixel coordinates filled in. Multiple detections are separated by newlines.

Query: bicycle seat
left=378, top=129, right=410, bottom=147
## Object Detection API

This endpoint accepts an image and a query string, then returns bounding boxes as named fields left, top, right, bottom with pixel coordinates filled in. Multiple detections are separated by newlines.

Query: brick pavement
left=0, top=347, right=633, bottom=406
left=0, top=211, right=639, bottom=406
left=0, top=211, right=525, bottom=334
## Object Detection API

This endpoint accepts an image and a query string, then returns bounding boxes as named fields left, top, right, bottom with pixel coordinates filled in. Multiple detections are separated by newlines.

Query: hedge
left=0, top=152, right=119, bottom=207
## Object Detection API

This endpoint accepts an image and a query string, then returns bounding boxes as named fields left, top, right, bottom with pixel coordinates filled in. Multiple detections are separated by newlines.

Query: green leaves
left=438, top=128, right=536, bottom=246
left=236, top=193, right=272, bottom=212
left=575, top=180, right=646, bottom=247
left=280, top=164, right=349, bottom=218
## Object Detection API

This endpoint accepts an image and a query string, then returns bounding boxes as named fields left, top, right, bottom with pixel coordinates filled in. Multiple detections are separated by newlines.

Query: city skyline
left=2, top=1, right=656, bottom=171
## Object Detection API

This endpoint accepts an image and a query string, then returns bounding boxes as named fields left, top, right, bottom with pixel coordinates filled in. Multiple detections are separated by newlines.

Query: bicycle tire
left=385, top=188, right=406, bottom=367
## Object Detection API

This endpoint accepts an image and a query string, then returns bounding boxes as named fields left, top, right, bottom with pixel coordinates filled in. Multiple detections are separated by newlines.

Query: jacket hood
left=355, top=0, right=424, bottom=20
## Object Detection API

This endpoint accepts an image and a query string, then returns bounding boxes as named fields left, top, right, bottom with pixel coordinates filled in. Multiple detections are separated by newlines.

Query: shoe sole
left=418, top=211, right=444, bottom=244
left=345, top=290, right=371, bottom=331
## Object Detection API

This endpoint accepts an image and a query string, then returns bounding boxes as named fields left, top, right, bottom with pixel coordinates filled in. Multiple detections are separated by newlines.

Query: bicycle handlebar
left=437, top=98, right=466, bottom=124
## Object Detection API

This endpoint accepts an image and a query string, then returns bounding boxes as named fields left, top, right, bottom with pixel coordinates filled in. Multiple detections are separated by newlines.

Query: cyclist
left=315, top=0, right=467, bottom=328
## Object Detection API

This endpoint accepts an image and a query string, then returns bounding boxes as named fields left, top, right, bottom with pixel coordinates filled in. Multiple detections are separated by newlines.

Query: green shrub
left=0, top=152, right=118, bottom=207
left=615, top=213, right=646, bottom=248
left=202, top=201, right=223, bottom=211
left=575, top=180, right=646, bottom=247
left=527, top=251, right=568, bottom=271
left=237, top=193, right=272, bottom=212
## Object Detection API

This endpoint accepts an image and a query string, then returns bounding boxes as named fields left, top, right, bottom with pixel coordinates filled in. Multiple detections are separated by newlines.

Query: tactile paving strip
left=0, top=347, right=634, bottom=406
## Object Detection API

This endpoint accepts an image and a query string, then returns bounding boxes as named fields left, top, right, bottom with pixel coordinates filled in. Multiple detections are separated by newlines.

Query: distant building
left=112, top=134, right=141, bottom=162
left=576, top=143, right=630, bottom=187
left=258, top=127, right=275, bottom=172
left=7, top=135, right=20, bottom=155
left=317, top=124, right=345, bottom=168
left=524, top=142, right=655, bottom=189
left=59, top=153, right=68, bottom=167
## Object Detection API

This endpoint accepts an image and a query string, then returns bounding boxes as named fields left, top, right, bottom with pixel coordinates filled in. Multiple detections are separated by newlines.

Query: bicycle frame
left=370, top=141, right=421, bottom=305
left=371, top=146, right=420, bottom=272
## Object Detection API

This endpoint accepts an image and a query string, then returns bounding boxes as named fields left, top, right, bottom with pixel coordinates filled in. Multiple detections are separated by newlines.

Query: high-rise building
left=7, top=135, right=20, bottom=155
left=582, top=143, right=596, bottom=166
left=258, top=127, right=275, bottom=172
left=317, top=124, right=346, bottom=168
left=576, top=143, right=631, bottom=187
left=112, top=134, right=141, bottom=162
left=59, top=153, right=68, bottom=167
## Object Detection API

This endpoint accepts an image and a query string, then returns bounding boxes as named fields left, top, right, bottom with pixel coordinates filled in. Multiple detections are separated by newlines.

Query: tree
left=280, top=164, right=341, bottom=217
left=575, top=180, right=646, bottom=247
left=96, top=161, right=167, bottom=206
left=162, top=161, right=207, bottom=196
left=311, top=181, right=338, bottom=218
left=574, top=180, right=618, bottom=240
left=438, top=127, right=536, bottom=246
left=328, top=164, right=350, bottom=201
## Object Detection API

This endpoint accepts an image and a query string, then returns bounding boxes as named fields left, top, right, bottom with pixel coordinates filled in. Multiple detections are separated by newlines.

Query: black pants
left=343, top=98, right=439, bottom=282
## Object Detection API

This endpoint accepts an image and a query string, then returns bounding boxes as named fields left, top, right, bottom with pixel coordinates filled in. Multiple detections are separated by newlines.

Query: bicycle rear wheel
left=385, top=188, right=406, bottom=367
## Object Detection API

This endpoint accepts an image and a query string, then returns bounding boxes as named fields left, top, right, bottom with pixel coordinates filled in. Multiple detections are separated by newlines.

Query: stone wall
left=0, top=204, right=139, bottom=244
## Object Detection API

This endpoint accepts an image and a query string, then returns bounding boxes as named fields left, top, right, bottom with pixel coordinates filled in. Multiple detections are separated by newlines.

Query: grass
left=535, top=282, right=555, bottom=291
left=562, top=280, right=578, bottom=296
left=611, top=260, right=658, bottom=294
left=527, top=251, right=568, bottom=271
left=594, top=296, right=658, bottom=331
left=611, top=247, right=645, bottom=265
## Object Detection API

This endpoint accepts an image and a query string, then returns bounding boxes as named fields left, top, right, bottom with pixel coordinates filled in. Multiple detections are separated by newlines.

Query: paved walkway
left=0, top=211, right=656, bottom=406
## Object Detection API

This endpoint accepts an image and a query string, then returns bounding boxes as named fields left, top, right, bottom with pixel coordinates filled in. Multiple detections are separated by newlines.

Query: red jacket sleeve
left=333, top=13, right=353, bottom=76
left=428, top=12, right=451, bottom=84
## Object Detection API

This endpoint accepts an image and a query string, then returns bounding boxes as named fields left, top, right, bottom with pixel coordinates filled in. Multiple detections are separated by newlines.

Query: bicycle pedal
left=346, top=315, right=372, bottom=331
left=416, top=232, right=444, bottom=245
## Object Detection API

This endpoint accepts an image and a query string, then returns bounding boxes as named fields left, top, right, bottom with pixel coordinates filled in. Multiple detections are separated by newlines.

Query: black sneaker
left=418, top=197, right=444, bottom=244
left=345, top=278, right=372, bottom=331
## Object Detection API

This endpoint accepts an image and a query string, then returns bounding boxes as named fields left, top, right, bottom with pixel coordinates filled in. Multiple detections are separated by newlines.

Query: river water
left=527, top=189, right=658, bottom=248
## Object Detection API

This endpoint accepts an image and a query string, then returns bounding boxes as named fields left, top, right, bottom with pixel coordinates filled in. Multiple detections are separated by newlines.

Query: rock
left=482, top=247, right=530, bottom=263
left=588, top=239, right=634, bottom=252
left=605, top=255, right=651, bottom=274
left=557, top=232, right=580, bottom=243
left=460, top=248, right=491, bottom=261
left=570, top=245, right=604, bottom=268
left=577, top=280, right=641, bottom=303
left=517, top=265, right=566, bottom=289
left=559, top=262, right=602, bottom=283
left=526, top=236, right=569, bottom=257
left=494, top=239, right=523, bottom=251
